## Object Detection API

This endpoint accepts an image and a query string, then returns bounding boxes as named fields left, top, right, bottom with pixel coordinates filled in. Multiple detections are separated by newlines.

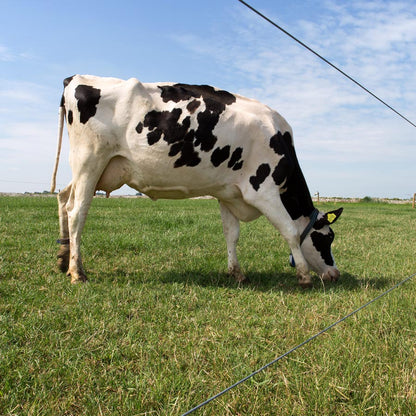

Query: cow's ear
left=314, top=208, right=343, bottom=229
left=324, top=208, right=343, bottom=225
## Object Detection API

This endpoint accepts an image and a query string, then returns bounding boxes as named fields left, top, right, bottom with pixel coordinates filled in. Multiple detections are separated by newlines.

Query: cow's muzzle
left=321, top=268, right=340, bottom=282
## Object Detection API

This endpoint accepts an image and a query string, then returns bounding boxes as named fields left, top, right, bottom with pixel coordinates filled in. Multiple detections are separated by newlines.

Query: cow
left=50, top=74, right=343, bottom=287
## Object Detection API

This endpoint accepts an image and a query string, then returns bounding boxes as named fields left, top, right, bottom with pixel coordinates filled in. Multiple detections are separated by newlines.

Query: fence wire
left=237, top=0, right=416, bottom=129
left=181, top=271, right=416, bottom=415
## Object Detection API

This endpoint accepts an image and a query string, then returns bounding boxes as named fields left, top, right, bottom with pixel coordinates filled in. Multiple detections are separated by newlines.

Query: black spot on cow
left=63, top=75, right=75, bottom=88
left=280, top=195, right=303, bottom=220
left=194, top=109, right=219, bottom=151
left=269, top=131, right=292, bottom=155
left=173, top=142, right=201, bottom=167
left=280, top=177, right=315, bottom=220
left=160, top=83, right=236, bottom=110
left=268, top=131, right=315, bottom=220
left=232, top=160, right=243, bottom=171
left=60, top=94, right=65, bottom=108
left=67, top=110, right=73, bottom=125
left=159, top=83, right=236, bottom=154
left=169, top=128, right=196, bottom=157
left=160, top=84, right=197, bottom=102
left=139, top=83, right=237, bottom=169
left=135, top=122, right=143, bottom=134
left=270, top=131, right=295, bottom=186
left=249, top=163, right=271, bottom=191
left=211, top=145, right=231, bottom=167
left=187, top=99, right=201, bottom=114
left=228, top=147, right=244, bottom=170
left=311, top=230, right=335, bottom=266
left=142, top=108, right=201, bottom=167
left=74, top=85, right=101, bottom=124
left=143, top=108, right=183, bottom=145
left=272, top=157, right=293, bottom=186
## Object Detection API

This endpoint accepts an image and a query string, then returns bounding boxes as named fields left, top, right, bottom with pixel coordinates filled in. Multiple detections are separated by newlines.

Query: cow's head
left=291, top=208, right=343, bottom=282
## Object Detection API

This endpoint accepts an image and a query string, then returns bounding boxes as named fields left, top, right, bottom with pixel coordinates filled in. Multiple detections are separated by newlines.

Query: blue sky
left=1, top=0, right=415, bottom=198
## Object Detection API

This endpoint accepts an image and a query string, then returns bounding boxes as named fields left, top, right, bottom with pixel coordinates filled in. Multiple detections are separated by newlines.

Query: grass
left=0, top=195, right=415, bottom=415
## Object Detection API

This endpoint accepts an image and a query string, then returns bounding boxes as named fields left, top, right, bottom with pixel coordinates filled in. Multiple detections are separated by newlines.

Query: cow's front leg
left=57, top=184, right=71, bottom=273
left=219, top=202, right=246, bottom=283
left=290, top=245, right=312, bottom=288
left=279, top=229, right=312, bottom=288
left=66, top=181, right=95, bottom=283
left=244, top=189, right=312, bottom=287
left=264, top=217, right=312, bottom=287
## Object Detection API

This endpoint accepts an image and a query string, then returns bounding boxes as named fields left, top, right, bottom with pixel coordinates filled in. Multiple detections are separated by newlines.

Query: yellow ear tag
left=327, top=213, right=337, bottom=223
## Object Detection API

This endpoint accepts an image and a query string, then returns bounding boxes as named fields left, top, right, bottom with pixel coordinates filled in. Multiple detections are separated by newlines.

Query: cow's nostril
left=322, top=268, right=340, bottom=282
left=329, top=268, right=340, bottom=281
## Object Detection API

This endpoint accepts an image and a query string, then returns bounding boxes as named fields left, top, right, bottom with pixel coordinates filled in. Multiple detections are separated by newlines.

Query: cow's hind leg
left=65, top=176, right=99, bottom=284
left=219, top=202, right=246, bottom=283
left=57, top=184, right=71, bottom=273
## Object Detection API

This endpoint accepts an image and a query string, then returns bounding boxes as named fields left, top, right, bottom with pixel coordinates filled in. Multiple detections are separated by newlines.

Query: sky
left=1, top=0, right=415, bottom=198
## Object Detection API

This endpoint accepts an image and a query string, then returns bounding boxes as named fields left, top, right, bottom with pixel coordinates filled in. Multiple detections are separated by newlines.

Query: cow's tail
left=50, top=102, right=65, bottom=193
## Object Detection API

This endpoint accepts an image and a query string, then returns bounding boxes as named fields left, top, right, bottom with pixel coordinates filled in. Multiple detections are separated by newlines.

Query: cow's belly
left=97, top=154, right=231, bottom=197
left=96, top=155, right=261, bottom=222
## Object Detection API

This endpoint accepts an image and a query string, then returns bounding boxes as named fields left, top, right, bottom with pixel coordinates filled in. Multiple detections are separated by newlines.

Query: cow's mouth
left=321, top=268, right=340, bottom=282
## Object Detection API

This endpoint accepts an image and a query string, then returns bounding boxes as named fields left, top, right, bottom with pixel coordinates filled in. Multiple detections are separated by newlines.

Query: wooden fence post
left=413, top=193, right=416, bottom=209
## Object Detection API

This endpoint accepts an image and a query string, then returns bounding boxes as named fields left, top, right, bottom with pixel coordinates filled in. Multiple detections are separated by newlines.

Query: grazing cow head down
left=273, top=129, right=343, bottom=284
left=51, top=74, right=343, bottom=287
left=292, top=208, right=343, bottom=282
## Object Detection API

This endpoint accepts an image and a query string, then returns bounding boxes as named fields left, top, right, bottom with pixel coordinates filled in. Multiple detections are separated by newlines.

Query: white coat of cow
left=51, top=75, right=342, bottom=287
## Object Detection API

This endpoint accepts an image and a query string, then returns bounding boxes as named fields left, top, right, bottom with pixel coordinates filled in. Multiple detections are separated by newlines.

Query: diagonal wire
left=181, top=3, right=416, bottom=414
left=237, top=0, right=416, bottom=129
left=181, top=271, right=416, bottom=415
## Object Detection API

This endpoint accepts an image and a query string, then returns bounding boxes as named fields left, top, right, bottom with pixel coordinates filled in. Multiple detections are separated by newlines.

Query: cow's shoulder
left=65, top=75, right=145, bottom=98
left=64, top=75, right=149, bottom=125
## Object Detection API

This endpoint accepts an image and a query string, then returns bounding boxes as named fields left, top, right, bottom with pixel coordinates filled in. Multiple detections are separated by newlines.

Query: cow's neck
left=280, top=158, right=315, bottom=221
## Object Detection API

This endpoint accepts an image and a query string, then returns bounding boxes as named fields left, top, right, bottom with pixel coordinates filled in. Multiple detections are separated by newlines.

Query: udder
left=220, top=198, right=261, bottom=222
left=96, top=156, right=132, bottom=194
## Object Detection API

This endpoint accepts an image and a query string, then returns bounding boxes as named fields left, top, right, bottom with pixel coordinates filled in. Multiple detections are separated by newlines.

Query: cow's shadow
left=95, top=261, right=390, bottom=292
left=157, top=269, right=390, bottom=293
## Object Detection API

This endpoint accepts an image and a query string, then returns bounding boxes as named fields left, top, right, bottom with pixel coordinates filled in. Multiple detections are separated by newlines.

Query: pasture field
left=0, top=195, right=416, bottom=415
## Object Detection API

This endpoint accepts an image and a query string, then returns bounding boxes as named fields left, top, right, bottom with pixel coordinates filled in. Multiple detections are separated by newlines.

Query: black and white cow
left=51, top=75, right=342, bottom=287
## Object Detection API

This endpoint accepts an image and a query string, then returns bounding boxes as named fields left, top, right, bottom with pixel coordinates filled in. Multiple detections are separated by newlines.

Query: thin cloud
left=0, top=44, right=34, bottom=62
left=171, top=0, right=416, bottom=197
left=1, top=1, right=414, bottom=198
left=0, top=45, right=15, bottom=62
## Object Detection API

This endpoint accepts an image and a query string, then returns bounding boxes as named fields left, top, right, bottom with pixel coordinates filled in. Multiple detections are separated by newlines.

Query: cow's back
left=63, top=75, right=293, bottom=203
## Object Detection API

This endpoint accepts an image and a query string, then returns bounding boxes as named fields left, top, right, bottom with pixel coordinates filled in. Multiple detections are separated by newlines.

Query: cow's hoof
left=228, top=266, right=247, bottom=284
left=70, top=276, right=88, bottom=284
left=57, top=257, right=69, bottom=273
left=68, top=272, right=88, bottom=284
left=57, top=248, right=70, bottom=273
left=237, top=275, right=250, bottom=285
left=297, top=274, right=313, bottom=289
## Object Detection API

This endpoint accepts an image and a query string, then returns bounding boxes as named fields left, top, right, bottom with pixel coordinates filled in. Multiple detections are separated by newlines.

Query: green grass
left=1, top=196, right=416, bottom=415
